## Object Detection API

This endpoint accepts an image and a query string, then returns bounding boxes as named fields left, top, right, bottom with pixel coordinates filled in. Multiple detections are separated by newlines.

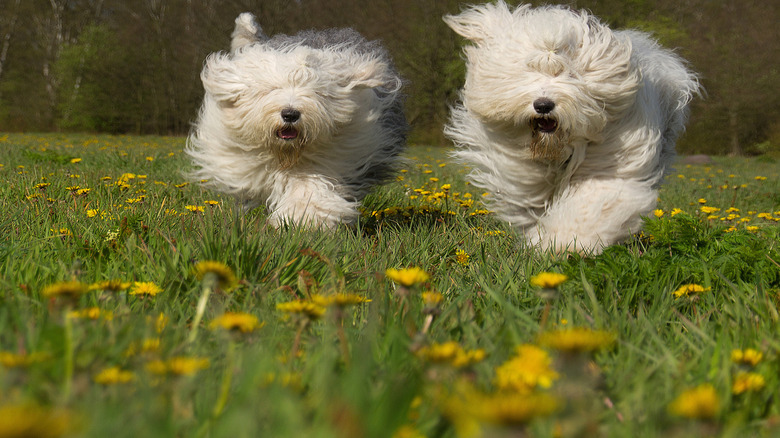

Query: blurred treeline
left=0, top=0, right=777, bottom=155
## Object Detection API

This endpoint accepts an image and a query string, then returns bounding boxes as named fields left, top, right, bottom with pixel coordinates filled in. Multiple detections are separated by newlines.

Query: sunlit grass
left=0, top=133, right=779, bottom=437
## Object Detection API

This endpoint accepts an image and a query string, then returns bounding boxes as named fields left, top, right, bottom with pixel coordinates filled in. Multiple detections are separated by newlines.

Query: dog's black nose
left=533, top=98, right=555, bottom=114
left=281, top=108, right=301, bottom=123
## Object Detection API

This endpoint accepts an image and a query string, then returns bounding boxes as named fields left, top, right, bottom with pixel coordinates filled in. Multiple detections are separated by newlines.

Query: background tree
left=0, top=0, right=777, bottom=155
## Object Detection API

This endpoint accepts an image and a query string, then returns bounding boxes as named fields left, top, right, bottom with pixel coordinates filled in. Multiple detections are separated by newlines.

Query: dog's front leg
left=527, top=178, right=657, bottom=255
left=267, top=175, right=359, bottom=229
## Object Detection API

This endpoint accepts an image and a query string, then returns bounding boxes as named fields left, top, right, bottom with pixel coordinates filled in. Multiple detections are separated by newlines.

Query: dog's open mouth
left=532, top=117, right=558, bottom=134
left=276, top=126, right=299, bottom=141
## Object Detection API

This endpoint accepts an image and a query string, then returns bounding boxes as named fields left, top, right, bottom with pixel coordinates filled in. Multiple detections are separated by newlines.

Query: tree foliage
left=0, top=0, right=777, bottom=154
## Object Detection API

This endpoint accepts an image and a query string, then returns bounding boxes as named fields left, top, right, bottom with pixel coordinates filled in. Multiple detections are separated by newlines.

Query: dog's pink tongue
left=277, top=127, right=298, bottom=140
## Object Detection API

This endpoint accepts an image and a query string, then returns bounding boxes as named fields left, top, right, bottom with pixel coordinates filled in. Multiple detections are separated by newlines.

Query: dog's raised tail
left=231, top=13, right=266, bottom=52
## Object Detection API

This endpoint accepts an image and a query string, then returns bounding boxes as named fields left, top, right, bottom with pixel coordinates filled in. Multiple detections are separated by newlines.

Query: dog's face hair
left=445, top=3, right=641, bottom=161
left=202, top=28, right=395, bottom=169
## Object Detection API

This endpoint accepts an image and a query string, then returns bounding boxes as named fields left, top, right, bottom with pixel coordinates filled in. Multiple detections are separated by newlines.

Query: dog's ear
left=201, top=54, right=245, bottom=106
left=443, top=2, right=512, bottom=44
left=231, top=12, right=267, bottom=52
left=339, top=56, right=395, bottom=90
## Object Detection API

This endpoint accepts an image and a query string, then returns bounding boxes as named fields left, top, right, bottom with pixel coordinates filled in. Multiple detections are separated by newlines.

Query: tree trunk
left=0, top=0, right=22, bottom=99
left=728, top=108, right=742, bottom=156
left=61, top=0, right=105, bottom=125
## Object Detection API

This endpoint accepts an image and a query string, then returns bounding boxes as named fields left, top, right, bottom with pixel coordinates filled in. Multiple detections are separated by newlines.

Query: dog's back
left=621, top=30, right=701, bottom=173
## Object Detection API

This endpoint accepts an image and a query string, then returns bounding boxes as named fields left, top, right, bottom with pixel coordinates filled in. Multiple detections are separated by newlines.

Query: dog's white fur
left=186, top=13, right=407, bottom=229
left=444, top=2, right=700, bottom=254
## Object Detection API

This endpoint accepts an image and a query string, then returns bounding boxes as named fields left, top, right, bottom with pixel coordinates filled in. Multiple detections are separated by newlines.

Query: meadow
left=0, top=132, right=778, bottom=438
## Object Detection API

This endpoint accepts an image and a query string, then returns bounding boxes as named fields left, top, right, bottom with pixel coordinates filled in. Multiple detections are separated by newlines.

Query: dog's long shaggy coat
left=187, top=13, right=407, bottom=228
left=444, top=2, right=700, bottom=254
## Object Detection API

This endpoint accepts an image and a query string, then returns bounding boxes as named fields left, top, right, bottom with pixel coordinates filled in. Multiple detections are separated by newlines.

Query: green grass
left=0, top=132, right=779, bottom=437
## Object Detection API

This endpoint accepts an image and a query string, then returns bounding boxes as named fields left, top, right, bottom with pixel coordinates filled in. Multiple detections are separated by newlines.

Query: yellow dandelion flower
left=385, top=267, right=430, bottom=287
left=416, top=341, right=486, bottom=368
left=537, top=327, right=616, bottom=353
left=0, top=404, right=74, bottom=438
left=41, top=281, right=89, bottom=299
left=311, top=293, right=372, bottom=307
left=494, top=344, right=559, bottom=393
left=118, top=172, right=135, bottom=182
left=732, top=372, right=766, bottom=394
left=700, top=206, right=720, bottom=214
left=86, top=209, right=99, bottom=218
left=653, top=209, right=664, bottom=218
left=70, top=157, right=82, bottom=163
left=730, top=348, right=763, bottom=367
left=89, top=279, right=130, bottom=292
left=673, top=283, right=710, bottom=299
left=276, top=300, right=327, bottom=319
left=476, top=392, right=559, bottom=425
left=746, top=226, right=759, bottom=232
left=193, top=260, right=238, bottom=291
left=422, top=291, right=444, bottom=306
left=209, top=312, right=262, bottom=333
left=94, top=367, right=135, bottom=385
left=124, top=337, right=161, bottom=357
left=0, top=351, right=50, bottom=368
left=668, top=384, right=720, bottom=419
left=204, top=200, right=219, bottom=206
left=529, top=272, right=568, bottom=289
left=185, top=205, right=204, bottom=213
left=145, top=156, right=154, bottom=161
left=754, top=176, right=766, bottom=181
left=129, top=281, right=163, bottom=297
left=698, top=198, right=707, bottom=204
left=455, top=249, right=470, bottom=266
left=68, top=307, right=112, bottom=321
left=147, top=357, right=209, bottom=376
left=670, top=208, right=683, bottom=216
left=444, top=383, right=559, bottom=430
left=155, top=312, right=168, bottom=333
left=393, top=425, right=426, bottom=438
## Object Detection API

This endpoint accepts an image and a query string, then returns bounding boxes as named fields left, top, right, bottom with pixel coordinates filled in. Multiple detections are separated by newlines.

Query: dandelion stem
left=290, top=319, right=307, bottom=361
left=62, top=307, right=74, bottom=402
left=334, top=309, right=350, bottom=366
left=421, top=314, right=434, bottom=335
left=188, top=278, right=214, bottom=344
left=539, top=301, right=552, bottom=330
left=212, top=341, right=236, bottom=418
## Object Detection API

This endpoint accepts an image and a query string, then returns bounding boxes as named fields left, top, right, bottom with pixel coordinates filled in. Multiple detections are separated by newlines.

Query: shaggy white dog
left=186, top=13, right=407, bottom=228
left=444, top=2, right=700, bottom=254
